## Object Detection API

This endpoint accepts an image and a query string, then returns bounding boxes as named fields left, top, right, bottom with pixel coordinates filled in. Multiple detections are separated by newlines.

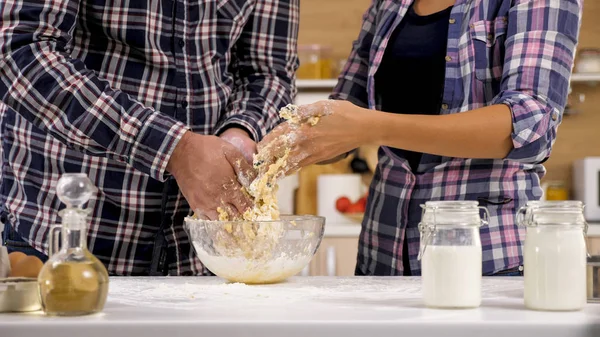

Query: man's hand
left=220, top=127, right=256, bottom=164
left=166, top=132, right=255, bottom=220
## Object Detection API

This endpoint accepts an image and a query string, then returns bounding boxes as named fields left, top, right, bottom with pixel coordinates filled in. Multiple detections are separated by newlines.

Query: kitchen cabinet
left=586, top=224, right=600, bottom=255
left=587, top=237, right=600, bottom=255
left=307, top=236, right=359, bottom=276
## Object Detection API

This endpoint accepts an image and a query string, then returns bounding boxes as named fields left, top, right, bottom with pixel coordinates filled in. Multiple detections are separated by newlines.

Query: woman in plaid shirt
left=261, top=0, right=583, bottom=276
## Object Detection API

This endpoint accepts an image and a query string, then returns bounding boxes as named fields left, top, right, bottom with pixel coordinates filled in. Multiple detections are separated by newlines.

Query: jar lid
left=518, top=200, right=586, bottom=227
left=525, top=200, right=583, bottom=209
left=422, top=200, right=479, bottom=209
left=420, top=201, right=488, bottom=228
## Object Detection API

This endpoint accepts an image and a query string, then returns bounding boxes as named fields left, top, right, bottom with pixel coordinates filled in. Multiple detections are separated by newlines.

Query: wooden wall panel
left=298, top=0, right=371, bottom=60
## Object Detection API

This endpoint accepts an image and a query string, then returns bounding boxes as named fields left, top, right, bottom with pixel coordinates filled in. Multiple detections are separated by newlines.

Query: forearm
left=368, top=104, right=513, bottom=159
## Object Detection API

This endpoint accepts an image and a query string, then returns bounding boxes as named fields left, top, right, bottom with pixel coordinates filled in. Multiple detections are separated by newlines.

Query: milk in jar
left=419, top=201, right=487, bottom=309
left=519, top=201, right=588, bottom=311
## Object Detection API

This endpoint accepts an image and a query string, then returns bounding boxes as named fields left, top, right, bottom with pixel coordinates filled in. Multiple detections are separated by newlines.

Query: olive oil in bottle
left=38, top=174, right=109, bottom=316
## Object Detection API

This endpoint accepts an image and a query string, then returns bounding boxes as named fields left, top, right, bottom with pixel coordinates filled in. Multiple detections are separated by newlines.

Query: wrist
left=359, top=109, right=388, bottom=146
left=220, top=126, right=252, bottom=140
left=166, top=131, right=194, bottom=175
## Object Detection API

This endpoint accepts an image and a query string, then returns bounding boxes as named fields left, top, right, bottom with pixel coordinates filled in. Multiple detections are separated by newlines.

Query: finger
left=231, top=191, right=252, bottom=216
left=297, top=100, right=335, bottom=120
left=215, top=203, right=238, bottom=219
left=204, top=210, right=219, bottom=221
left=254, top=134, right=293, bottom=174
left=221, top=177, right=253, bottom=212
left=193, top=209, right=210, bottom=221
left=225, top=148, right=256, bottom=188
left=194, top=209, right=207, bottom=220
left=257, top=123, right=289, bottom=153
left=221, top=130, right=257, bottom=164
left=241, top=141, right=256, bottom=164
left=281, top=146, right=311, bottom=176
left=224, top=202, right=243, bottom=219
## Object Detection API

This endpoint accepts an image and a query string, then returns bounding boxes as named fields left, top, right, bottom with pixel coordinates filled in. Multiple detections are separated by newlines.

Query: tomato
left=356, top=196, right=367, bottom=210
left=346, top=203, right=364, bottom=214
left=335, top=197, right=351, bottom=213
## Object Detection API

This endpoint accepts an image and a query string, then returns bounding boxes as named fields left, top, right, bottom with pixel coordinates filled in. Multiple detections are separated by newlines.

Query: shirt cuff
left=494, top=92, right=559, bottom=163
left=128, top=108, right=190, bottom=181
left=214, top=114, right=268, bottom=142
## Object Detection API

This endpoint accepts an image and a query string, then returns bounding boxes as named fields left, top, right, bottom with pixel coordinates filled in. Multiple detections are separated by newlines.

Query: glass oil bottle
left=38, top=173, right=109, bottom=316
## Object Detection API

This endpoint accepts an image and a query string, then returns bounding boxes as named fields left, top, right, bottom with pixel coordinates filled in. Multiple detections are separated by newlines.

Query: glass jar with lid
left=544, top=180, right=568, bottom=201
left=418, top=201, right=489, bottom=309
left=297, top=44, right=322, bottom=79
left=518, top=200, right=588, bottom=311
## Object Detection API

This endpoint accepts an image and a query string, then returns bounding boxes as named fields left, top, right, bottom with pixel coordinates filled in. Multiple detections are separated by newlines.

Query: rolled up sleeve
left=496, top=0, right=582, bottom=164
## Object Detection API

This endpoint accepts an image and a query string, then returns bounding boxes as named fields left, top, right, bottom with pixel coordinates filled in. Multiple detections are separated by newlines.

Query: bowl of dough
left=184, top=215, right=325, bottom=284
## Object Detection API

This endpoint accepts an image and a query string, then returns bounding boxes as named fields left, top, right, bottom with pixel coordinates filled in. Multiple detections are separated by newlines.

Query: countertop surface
left=2, top=277, right=599, bottom=337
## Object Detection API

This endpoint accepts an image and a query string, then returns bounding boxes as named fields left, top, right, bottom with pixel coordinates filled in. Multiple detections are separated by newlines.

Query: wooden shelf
left=296, top=79, right=338, bottom=89
left=571, top=73, right=600, bottom=83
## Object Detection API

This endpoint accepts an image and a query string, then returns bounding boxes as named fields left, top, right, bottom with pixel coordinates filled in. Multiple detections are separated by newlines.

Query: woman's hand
left=256, top=100, right=370, bottom=175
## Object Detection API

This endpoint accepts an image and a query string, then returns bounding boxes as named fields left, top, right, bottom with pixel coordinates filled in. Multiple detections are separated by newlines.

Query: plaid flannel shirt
left=331, top=0, right=582, bottom=275
left=0, top=0, right=298, bottom=275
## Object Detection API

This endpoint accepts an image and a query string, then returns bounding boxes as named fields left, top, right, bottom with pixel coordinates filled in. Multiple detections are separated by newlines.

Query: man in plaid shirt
left=0, top=0, right=299, bottom=275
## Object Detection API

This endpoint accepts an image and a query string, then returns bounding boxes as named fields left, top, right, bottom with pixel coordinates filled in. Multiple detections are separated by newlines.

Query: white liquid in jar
left=421, top=245, right=482, bottom=308
left=524, top=227, right=587, bottom=311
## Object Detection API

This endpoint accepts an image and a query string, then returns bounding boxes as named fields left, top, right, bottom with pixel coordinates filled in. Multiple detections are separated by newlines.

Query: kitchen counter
left=1, top=277, right=599, bottom=337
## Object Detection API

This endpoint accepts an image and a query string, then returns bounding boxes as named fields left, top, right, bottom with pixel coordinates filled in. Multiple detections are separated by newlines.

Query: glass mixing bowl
left=184, top=215, right=325, bottom=284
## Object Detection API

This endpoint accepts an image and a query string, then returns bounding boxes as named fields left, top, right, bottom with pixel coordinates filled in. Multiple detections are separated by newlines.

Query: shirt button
left=518, top=265, right=524, bottom=272
left=551, top=111, right=558, bottom=121
left=487, top=34, right=493, bottom=41
left=181, top=101, right=188, bottom=108
left=445, top=55, right=452, bottom=62
left=178, top=39, right=185, bottom=48
left=449, top=18, right=456, bottom=24
left=441, top=103, right=449, bottom=110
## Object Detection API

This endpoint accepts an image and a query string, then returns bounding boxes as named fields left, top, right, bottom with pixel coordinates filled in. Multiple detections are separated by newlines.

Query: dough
left=279, top=104, right=320, bottom=127
left=217, top=104, right=308, bottom=222
left=190, top=104, right=319, bottom=278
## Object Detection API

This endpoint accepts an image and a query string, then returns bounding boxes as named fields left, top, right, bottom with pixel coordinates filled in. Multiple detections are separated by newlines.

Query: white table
left=1, top=277, right=599, bottom=337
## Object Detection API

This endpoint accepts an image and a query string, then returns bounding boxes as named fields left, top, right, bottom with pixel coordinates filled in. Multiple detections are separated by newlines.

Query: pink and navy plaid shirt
left=331, top=0, right=583, bottom=275
left=0, top=0, right=298, bottom=275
